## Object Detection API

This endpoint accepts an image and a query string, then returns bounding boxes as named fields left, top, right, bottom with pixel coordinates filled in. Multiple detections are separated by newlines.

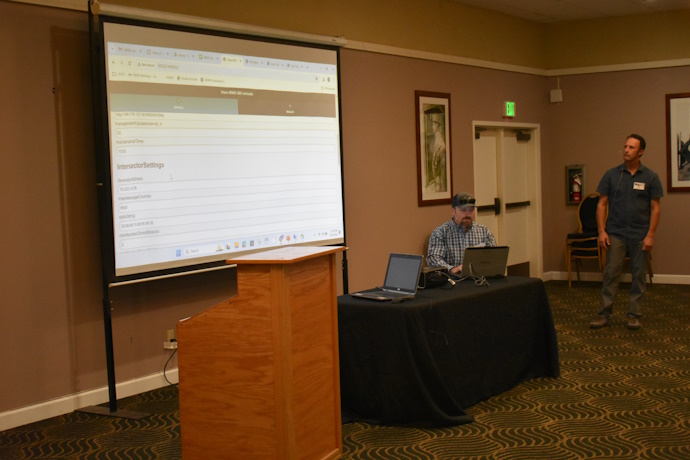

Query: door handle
left=505, top=200, right=531, bottom=210
left=477, top=197, right=501, bottom=215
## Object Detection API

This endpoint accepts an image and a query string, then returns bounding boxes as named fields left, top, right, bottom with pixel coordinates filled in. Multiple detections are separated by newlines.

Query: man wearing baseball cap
left=427, top=192, right=497, bottom=275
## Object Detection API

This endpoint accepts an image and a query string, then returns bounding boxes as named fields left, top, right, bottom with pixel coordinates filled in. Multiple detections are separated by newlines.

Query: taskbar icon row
left=227, top=233, right=306, bottom=251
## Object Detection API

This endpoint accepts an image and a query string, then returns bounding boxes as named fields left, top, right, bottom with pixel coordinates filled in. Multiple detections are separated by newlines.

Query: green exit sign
left=503, top=101, right=516, bottom=118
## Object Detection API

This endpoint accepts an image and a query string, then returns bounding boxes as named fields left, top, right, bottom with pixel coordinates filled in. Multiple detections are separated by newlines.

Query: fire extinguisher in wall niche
left=571, top=172, right=582, bottom=202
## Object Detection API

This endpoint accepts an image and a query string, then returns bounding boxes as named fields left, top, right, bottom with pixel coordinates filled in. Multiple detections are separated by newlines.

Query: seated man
left=427, top=192, right=496, bottom=276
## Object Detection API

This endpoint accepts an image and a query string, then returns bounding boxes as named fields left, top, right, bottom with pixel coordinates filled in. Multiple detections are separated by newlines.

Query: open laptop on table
left=460, top=246, right=510, bottom=279
left=350, top=253, right=424, bottom=301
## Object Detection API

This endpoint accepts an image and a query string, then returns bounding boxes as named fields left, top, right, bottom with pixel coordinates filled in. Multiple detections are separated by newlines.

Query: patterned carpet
left=2, top=281, right=690, bottom=459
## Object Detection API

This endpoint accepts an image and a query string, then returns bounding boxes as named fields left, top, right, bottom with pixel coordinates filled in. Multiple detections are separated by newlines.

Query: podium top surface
left=226, top=245, right=346, bottom=265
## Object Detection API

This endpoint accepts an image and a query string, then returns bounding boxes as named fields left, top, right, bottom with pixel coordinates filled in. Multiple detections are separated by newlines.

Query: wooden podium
left=177, top=246, right=344, bottom=460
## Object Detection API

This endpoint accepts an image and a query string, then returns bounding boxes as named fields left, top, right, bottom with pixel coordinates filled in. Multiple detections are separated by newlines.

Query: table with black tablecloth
left=338, top=276, right=559, bottom=426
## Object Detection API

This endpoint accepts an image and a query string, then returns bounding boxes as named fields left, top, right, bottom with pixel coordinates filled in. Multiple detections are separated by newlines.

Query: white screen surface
left=100, top=20, right=344, bottom=278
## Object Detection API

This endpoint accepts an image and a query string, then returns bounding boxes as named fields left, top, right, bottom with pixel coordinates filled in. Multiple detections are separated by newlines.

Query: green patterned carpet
left=2, top=281, right=690, bottom=459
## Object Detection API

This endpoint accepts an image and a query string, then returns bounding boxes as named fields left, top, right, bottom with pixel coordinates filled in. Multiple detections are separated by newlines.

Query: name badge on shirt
left=633, top=182, right=645, bottom=190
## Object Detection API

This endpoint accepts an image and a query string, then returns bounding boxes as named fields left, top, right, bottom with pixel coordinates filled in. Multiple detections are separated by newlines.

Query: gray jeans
left=599, top=236, right=648, bottom=318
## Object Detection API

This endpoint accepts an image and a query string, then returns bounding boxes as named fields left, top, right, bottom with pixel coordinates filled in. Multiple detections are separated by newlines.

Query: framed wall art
left=665, top=93, right=690, bottom=192
left=415, top=91, right=452, bottom=207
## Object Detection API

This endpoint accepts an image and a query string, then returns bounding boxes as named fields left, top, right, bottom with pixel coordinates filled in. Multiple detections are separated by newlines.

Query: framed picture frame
left=665, top=93, right=690, bottom=192
left=565, top=164, right=585, bottom=206
left=415, top=91, right=453, bottom=207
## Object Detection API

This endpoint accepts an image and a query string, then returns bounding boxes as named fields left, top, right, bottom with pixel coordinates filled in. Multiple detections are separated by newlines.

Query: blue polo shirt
left=597, top=162, right=663, bottom=242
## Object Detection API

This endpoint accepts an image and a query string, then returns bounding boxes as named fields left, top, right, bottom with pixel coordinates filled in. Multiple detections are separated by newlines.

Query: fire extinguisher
left=572, top=174, right=581, bottom=202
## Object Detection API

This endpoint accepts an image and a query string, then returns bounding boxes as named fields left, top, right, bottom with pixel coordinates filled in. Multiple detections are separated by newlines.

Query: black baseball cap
left=452, top=192, right=476, bottom=209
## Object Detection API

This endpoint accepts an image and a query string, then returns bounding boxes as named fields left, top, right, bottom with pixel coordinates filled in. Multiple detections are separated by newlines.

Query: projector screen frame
left=90, top=13, right=348, bottom=285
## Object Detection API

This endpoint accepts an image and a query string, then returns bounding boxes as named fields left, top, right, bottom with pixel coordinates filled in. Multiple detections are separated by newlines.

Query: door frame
left=471, top=120, right=543, bottom=278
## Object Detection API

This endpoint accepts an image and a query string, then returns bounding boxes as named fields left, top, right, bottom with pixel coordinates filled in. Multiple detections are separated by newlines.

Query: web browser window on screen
left=100, top=21, right=345, bottom=278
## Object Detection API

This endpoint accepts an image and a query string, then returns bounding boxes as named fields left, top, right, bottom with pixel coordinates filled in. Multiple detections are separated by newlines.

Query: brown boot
left=589, top=316, right=610, bottom=329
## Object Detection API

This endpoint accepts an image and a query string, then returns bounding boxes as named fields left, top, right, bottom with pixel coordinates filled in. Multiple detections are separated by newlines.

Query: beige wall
left=16, top=0, right=690, bottom=70
left=544, top=68, right=690, bottom=275
left=341, top=52, right=690, bottom=290
left=101, top=0, right=550, bottom=69
left=1, top=1, right=237, bottom=412
left=340, top=50, right=550, bottom=290
left=545, top=10, right=690, bottom=69
left=1, top=0, right=689, bottom=422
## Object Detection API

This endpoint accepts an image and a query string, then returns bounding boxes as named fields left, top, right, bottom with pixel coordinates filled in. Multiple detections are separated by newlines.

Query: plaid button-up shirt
left=427, top=220, right=496, bottom=269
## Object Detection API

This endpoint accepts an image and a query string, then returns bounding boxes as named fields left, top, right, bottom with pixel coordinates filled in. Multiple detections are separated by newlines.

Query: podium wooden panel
left=177, top=246, right=344, bottom=460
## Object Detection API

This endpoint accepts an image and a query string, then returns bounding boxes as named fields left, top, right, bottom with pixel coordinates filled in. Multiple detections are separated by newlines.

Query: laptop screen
left=383, top=253, right=424, bottom=292
left=461, top=246, right=510, bottom=278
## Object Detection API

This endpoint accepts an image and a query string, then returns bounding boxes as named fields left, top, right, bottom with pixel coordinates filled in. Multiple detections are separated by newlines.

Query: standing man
left=590, top=134, right=662, bottom=330
left=427, top=192, right=496, bottom=275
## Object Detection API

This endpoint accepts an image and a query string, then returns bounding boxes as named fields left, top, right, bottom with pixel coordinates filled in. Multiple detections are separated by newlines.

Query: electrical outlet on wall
left=164, top=328, right=177, bottom=349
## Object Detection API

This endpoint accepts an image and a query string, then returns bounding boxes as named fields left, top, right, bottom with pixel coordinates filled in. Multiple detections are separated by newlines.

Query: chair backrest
left=577, top=193, right=599, bottom=234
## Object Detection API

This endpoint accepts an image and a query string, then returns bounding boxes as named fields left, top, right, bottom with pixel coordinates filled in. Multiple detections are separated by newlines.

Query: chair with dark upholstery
left=565, top=193, right=603, bottom=287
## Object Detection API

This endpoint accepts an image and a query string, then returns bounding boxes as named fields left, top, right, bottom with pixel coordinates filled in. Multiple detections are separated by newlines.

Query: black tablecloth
left=338, top=276, right=560, bottom=426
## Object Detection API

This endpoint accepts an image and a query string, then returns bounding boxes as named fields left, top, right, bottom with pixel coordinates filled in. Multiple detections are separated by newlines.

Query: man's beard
left=460, top=217, right=473, bottom=229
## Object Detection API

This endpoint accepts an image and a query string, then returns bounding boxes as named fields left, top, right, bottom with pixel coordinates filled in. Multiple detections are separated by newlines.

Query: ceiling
left=452, top=0, right=690, bottom=23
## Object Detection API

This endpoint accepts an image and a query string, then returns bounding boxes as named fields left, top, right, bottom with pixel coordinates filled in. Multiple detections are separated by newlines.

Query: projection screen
left=94, top=17, right=345, bottom=282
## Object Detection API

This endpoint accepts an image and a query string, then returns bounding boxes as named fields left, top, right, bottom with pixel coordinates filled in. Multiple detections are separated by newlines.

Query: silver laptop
left=351, top=253, right=424, bottom=301
left=460, top=246, right=510, bottom=279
